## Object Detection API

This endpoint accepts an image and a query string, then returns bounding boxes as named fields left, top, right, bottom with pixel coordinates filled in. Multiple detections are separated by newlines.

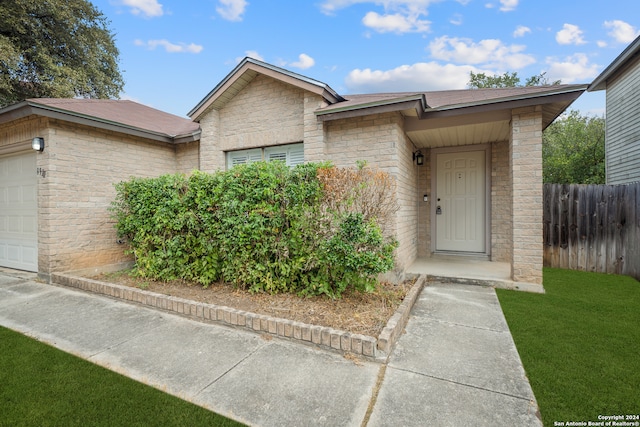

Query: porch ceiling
left=400, top=98, right=578, bottom=149
left=316, top=84, right=588, bottom=149
left=403, top=109, right=511, bottom=148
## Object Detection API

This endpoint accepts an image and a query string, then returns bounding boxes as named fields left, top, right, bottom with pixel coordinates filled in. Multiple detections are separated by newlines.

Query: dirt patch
left=92, top=270, right=414, bottom=337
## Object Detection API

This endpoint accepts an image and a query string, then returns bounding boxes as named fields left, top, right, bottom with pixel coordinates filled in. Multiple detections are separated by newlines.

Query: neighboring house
left=589, top=35, right=640, bottom=184
left=0, top=57, right=586, bottom=289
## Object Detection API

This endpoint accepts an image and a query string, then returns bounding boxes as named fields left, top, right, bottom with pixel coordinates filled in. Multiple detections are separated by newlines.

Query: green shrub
left=110, top=161, right=397, bottom=297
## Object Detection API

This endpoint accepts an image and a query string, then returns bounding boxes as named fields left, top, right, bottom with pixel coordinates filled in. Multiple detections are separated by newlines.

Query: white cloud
left=513, top=25, right=531, bottom=38
left=289, top=54, right=315, bottom=70
left=245, top=50, right=264, bottom=61
left=345, top=62, right=486, bottom=93
left=597, top=40, right=607, bottom=48
left=134, top=39, right=203, bottom=54
left=499, top=0, right=518, bottom=12
left=604, top=20, right=640, bottom=43
left=556, top=23, right=586, bottom=45
left=216, top=0, right=248, bottom=21
left=235, top=50, right=264, bottom=63
left=546, top=53, right=600, bottom=83
left=119, top=0, right=163, bottom=17
left=428, top=36, right=535, bottom=69
left=449, top=13, right=463, bottom=26
left=362, top=11, right=430, bottom=33
left=320, top=1, right=434, bottom=34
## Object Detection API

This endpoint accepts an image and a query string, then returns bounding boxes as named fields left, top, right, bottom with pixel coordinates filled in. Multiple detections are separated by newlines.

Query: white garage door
left=0, top=152, right=38, bottom=272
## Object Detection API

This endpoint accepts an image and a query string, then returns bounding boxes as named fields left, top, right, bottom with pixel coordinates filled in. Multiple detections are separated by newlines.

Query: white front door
left=0, top=152, right=38, bottom=272
left=435, top=150, right=486, bottom=253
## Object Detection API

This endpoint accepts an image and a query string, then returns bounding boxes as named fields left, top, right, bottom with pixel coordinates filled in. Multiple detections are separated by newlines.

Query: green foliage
left=0, top=0, right=124, bottom=107
left=497, top=269, right=640, bottom=426
left=110, top=162, right=398, bottom=298
left=312, top=213, right=396, bottom=297
left=543, top=110, right=605, bottom=184
left=467, top=71, right=560, bottom=89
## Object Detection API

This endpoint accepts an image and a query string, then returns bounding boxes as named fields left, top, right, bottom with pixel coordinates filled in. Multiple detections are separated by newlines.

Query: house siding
left=605, top=59, right=640, bottom=184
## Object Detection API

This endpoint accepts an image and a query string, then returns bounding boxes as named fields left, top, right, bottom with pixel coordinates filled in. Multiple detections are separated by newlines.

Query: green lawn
left=497, top=268, right=640, bottom=426
left=0, top=327, right=244, bottom=427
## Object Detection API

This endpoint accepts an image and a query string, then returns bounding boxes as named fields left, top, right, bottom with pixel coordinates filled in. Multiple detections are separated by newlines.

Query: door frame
left=430, top=144, right=491, bottom=257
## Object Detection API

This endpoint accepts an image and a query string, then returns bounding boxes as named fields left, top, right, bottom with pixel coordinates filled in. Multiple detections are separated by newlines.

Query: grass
left=0, top=327, right=244, bottom=427
left=496, top=268, right=640, bottom=426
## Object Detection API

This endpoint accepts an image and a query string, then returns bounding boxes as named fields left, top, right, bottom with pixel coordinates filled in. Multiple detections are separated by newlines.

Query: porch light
left=413, top=150, right=424, bottom=166
left=32, top=137, right=45, bottom=152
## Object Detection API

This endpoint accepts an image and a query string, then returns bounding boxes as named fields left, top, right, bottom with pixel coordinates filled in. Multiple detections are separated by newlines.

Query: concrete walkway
left=0, top=269, right=541, bottom=426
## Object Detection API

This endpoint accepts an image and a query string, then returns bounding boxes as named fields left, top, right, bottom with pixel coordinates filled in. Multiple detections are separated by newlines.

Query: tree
left=467, top=71, right=561, bottom=89
left=543, top=110, right=605, bottom=184
left=0, top=0, right=124, bottom=108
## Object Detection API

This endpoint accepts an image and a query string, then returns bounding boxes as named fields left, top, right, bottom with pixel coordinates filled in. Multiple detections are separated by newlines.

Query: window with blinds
left=226, top=143, right=304, bottom=169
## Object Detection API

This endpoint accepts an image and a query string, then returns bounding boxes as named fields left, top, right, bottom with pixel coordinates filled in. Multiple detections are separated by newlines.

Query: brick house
left=0, top=58, right=586, bottom=289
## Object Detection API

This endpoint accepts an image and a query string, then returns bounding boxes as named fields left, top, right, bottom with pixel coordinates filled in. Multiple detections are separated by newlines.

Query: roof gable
left=589, top=35, right=640, bottom=91
left=188, top=57, right=344, bottom=120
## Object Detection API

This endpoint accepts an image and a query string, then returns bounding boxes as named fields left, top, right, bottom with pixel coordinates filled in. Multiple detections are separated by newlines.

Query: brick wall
left=176, top=141, right=200, bottom=173
left=0, top=116, right=48, bottom=151
left=416, top=149, right=431, bottom=258
left=198, top=108, right=220, bottom=171
left=303, top=93, right=327, bottom=163
left=39, top=120, right=184, bottom=274
left=325, top=112, right=398, bottom=169
left=393, top=121, right=420, bottom=274
left=325, top=112, right=419, bottom=277
left=491, top=140, right=512, bottom=262
left=510, top=106, right=543, bottom=284
left=198, top=74, right=306, bottom=172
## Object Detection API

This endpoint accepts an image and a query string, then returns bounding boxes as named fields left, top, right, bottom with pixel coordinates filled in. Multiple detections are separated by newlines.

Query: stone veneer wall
left=510, top=106, right=544, bottom=284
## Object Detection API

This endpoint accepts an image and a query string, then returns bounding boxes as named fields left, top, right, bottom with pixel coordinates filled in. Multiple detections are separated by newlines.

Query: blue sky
left=91, top=0, right=640, bottom=118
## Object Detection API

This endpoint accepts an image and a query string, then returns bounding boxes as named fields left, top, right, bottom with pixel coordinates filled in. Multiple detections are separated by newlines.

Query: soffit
left=403, top=92, right=584, bottom=148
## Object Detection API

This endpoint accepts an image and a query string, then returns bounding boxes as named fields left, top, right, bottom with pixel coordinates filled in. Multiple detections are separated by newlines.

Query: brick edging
left=376, top=275, right=426, bottom=354
left=50, top=272, right=425, bottom=359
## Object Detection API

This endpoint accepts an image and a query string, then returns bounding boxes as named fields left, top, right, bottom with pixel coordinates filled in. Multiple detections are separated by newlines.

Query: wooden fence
left=543, top=182, right=640, bottom=280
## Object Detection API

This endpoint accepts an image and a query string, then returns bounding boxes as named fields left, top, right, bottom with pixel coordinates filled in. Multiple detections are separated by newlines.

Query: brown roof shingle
left=27, top=98, right=200, bottom=137
left=331, top=85, right=583, bottom=112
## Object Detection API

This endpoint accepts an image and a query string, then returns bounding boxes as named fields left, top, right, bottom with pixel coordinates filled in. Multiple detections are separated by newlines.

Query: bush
left=110, top=161, right=398, bottom=297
